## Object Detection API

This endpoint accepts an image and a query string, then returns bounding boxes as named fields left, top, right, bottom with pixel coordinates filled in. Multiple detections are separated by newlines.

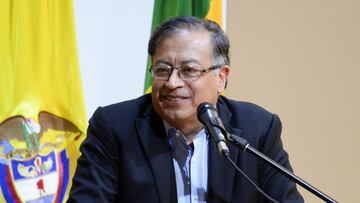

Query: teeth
left=166, top=96, right=183, bottom=101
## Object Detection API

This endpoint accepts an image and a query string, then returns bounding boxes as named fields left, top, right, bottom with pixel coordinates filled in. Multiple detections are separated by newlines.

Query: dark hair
left=148, top=16, right=230, bottom=66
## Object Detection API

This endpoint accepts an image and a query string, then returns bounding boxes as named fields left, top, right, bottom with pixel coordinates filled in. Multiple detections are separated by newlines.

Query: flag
left=0, top=0, right=86, bottom=202
left=144, top=0, right=226, bottom=93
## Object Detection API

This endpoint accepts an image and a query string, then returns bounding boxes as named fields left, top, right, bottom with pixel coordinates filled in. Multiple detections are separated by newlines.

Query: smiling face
left=151, top=29, right=229, bottom=135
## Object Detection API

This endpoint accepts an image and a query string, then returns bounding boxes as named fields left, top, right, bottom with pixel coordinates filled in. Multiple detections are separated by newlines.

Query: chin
left=162, top=109, right=192, bottom=124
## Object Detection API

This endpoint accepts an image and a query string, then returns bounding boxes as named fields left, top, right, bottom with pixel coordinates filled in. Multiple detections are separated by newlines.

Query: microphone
left=197, top=104, right=337, bottom=203
left=197, top=102, right=229, bottom=157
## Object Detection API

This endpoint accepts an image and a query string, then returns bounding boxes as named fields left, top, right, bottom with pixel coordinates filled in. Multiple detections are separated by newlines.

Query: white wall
left=74, top=0, right=154, bottom=119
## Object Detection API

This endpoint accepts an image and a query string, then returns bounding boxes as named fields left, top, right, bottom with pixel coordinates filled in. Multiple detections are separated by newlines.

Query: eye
left=153, top=65, right=171, bottom=75
left=181, top=66, right=200, bottom=75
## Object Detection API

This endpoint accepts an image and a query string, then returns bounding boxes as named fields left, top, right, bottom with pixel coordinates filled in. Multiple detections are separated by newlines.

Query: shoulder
left=97, top=94, right=151, bottom=116
left=218, top=95, right=275, bottom=122
left=90, top=94, right=152, bottom=126
left=217, top=96, right=281, bottom=141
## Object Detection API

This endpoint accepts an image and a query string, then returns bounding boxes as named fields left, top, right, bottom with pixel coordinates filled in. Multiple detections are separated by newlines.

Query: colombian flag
left=0, top=0, right=86, bottom=202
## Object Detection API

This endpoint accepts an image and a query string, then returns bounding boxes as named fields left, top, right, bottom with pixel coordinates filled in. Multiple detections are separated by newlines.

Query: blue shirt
left=165, top=122, right=209, bottom=203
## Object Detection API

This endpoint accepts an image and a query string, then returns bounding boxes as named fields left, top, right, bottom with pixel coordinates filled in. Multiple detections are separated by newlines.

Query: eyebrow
left=154, top=60, right=172, bottom=66
left=154, top=59, right=201, bottom=66
left=181, top=59, right=201, bottom=65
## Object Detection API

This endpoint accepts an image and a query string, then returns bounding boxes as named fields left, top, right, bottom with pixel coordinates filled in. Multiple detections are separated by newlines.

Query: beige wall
left=227, top=1, right=360, bottom=202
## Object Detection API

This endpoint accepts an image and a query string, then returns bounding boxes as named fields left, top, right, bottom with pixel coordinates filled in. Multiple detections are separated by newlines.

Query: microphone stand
left=227, top=133, right=337, bottom=203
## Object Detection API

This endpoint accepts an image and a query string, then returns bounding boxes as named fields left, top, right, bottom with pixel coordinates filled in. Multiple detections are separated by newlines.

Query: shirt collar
left=162, top=120, right=209, bottom=140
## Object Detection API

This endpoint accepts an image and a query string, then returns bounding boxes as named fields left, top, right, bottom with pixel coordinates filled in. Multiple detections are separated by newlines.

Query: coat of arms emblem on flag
left=0, top=112, right=82, bottom=203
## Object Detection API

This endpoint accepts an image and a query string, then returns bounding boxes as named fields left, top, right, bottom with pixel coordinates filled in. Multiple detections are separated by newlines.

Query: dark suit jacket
left=67, top=94, right=303, bottom=203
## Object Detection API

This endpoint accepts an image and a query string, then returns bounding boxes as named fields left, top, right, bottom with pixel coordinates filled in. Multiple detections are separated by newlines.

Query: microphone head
left=197, top=102, right=218, bottom=125
left=197, top=102, right=230, bottom=157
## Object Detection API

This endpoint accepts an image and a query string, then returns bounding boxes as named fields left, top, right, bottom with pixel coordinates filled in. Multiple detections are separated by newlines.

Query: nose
left=165, top=69, right=185, bottom=89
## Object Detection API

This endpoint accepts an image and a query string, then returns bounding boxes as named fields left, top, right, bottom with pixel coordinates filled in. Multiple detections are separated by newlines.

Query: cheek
left=151, top=83, right=162, bottom=104
left=151, top=81, right=162, bottom=94
left=191, top=81, right=219, bottom=104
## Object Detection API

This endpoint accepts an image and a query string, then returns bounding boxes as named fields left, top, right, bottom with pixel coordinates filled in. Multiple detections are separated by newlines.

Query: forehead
left=161, top=28, right=212, bottom=45
left=162, top=26, right=209, bottom=42
left=153, top=29, right=213, bottom=63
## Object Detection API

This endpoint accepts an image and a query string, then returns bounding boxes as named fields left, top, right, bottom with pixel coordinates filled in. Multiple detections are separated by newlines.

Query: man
left=68, top=16, right=303, bottom=203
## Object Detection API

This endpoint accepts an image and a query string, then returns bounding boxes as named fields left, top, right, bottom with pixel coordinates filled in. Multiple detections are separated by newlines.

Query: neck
left=176, top=123, right=203, bottom=144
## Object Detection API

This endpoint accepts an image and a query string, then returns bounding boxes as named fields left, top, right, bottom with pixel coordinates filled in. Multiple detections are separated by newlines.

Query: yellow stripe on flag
left=206, top=0, right=223, bottom=28
left=0, top=1, right=86, bottom=202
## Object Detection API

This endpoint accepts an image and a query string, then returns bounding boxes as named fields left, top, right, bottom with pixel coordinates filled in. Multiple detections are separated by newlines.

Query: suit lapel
left=135, top=108, right=177, bottom=203
left=207, top=99, right=242, bottom=203
left=208, top=131, right=242, bottom=203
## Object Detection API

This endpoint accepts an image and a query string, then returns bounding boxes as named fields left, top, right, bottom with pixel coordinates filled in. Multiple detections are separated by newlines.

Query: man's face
left=151, top=29, right=229, bottom=134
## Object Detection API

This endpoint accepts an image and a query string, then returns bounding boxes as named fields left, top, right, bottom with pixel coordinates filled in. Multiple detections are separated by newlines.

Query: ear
left=217, top=65, right=230, bottom=93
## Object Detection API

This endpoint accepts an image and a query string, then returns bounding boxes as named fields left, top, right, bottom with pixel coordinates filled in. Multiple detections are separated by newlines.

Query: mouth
left=161, top=95, right=189, bottom=106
